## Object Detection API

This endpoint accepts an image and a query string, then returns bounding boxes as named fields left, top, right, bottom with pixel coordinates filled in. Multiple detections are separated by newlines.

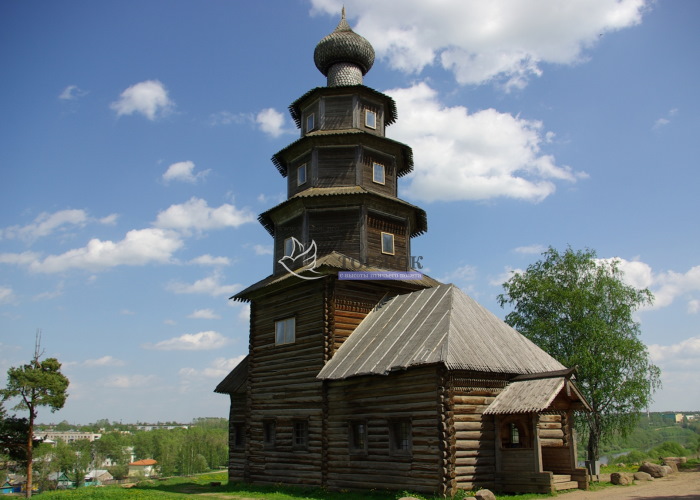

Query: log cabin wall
left=359, top=98, right=384, bottom=135
left=245, top=279, right=327, bottom=486
left=308, top=208, right=361, bottom=261
left=367, top=213, right=408, bottom=270
left=273, top=216, right=303, bottom=275
left=287, top=153, right=312, bottom=198
left=449, top=372, right=508, bottom=491
left=324, top=365, right=442, bottom=494
left=317, top=147, right=356, bottom=188
left=323, top=95, right=354, bottom=129
left=539, top=413, right=573, bottom=473
left=227, top=393, right=246, bottom=481
left=361, top=148, right=396, bottom=197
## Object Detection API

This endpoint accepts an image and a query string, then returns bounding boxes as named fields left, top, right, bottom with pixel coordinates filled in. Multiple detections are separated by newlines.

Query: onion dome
left=314, top=8, right=375, bottom=86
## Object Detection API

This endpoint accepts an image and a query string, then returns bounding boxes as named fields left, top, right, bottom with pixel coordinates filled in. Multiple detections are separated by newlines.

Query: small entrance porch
left=485, top=370, right=591, bottom=494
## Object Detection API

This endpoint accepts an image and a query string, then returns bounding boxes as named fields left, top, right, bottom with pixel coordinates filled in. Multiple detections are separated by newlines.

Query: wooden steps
left=552, top=474, right=579, bottom=491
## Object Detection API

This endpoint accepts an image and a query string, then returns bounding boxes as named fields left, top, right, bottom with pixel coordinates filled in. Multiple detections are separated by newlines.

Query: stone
left=611, top=472, right=633, bottom=485
left=662, top=465, right=674, bottom=475
left=663, top=458, right=680, bottom=472
left=474, top=490, right=497, bottom=500
left=634, top=472, right=653, bottom=481
left=638, top=461, right=668, bottom=478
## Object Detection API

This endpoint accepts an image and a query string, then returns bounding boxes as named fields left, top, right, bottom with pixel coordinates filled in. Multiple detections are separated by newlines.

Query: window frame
left=372, top=162, right=385, bottom=185
left=263, top=419, right=276, bottom=449
left=292, top=419, right=309, bottom=451
left=348, top=420, right=368, bottom=455
left=275, top=317, right=296, bottom=345
left=232, top=422, right=245, bottom=450
left=389, top=419, right=412, bottom=456
left=297, top=163, right=307, bottom=186
left=365, top=109, right=377, bottom=129
left=306, top=113, right=315, bottom=132
left=381, top=232, right=395, bottom=255
left=283, top=237, right=294, bottom=257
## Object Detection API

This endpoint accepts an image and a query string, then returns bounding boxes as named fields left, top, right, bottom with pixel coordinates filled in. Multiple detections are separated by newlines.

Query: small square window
left=293, top=420, right=308, bottom=449
left=297, top=164, right=307, bottom=185
left=381, top=232, right=395, bottom=255
left=390, top=420, right=411, bottom=455
left=306, top=113, right=315, bottom=132
left=349, top=421, right=368, bottom=453
left=365, top=109, right=377, bottom=129
left=372, top=162, right=385, bottom=185
left=275, top=317, right=295, bottom=345
left=263, top=420, right=276, bottom=448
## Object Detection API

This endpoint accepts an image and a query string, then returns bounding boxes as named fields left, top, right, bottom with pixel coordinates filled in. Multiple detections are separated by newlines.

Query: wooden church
left=216, top=11, right=590, bottom=497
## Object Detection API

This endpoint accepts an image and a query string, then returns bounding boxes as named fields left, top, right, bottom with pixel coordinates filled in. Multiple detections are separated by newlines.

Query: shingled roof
left=318, top=284, right=566, bottom=380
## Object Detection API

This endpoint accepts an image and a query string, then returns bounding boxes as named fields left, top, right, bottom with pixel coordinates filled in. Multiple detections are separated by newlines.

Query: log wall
left=227, top=393, right=246, bottom=482
left=324, top=365, right=442, bottom=494
left=245, top=280, right=327, bottom=486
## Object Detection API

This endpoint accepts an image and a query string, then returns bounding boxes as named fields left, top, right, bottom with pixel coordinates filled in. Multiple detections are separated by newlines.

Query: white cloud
left=166, top=271, right=241, bottom=297
left=387, top=82, right=586, bottom=202
left=255, top=108, right=287, bottom=137
left=145, top=331, right=229, bottom=351
left=649, top=336, right=700, bottom=368
left=312, top=0, right=647, bottom=89
left=188, top=308, right=220, bottom=320
left=110, top=80, right=174, bottom=120
left=103, top=374, right=157, bottom=389
left=209, top=110, right=249, bottom=126
left=653, top=108, right=679, bottom=130
left=514, top=244, right=547, bottom=255
left=162, top=161, right=211, bottom=184
left=154, top=197, right=255, bottom=232
left=189, top=254, right=231, bottom=266
left=440, top=264, right=477, bottom=284
left=16, top=228, right=183, bottom=274
left=0, top=286, right=15, bottom=304
left=84, top=356, right=125, bottom=367
left=179, top=355, right=245, bottom=379
left=253, top=244, right=273, bottom=256
left=0, top=209, right=118, bottom=242
left=59, top=85, right=88, bottom=100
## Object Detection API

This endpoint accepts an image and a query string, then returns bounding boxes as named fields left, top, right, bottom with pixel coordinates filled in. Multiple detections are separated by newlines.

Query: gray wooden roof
left=318, top=284, right=565, bottom=380
left=484, top=375, right=590, bottom=414
left=214, top=355, right=248, bottom=394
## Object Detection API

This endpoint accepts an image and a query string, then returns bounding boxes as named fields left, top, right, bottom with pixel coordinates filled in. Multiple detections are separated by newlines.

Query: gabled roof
left=214, top=355, right=248, bottom=394
left=318, top=284, right=565, bottom=380
left=129, top=459, right=157, bottom=466
left=484, top=371, right=591, bottom=414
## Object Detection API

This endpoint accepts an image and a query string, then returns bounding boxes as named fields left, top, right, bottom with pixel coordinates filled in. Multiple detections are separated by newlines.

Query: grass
left=32, top=472, right=572, bottom=500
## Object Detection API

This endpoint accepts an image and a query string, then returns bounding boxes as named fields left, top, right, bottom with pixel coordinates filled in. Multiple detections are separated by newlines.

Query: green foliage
left=498, top=246, right=661, bottom=462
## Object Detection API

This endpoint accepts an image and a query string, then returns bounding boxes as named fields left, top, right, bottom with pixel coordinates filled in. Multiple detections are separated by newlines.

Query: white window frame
left=365, top=109, right=377, bottom=129
left=372, top=162, right=385, bottom=185
left=381, top=232, right=395, bottom=255
left=297, top=163, right=307, bottom=186
left=275, top=317, right=295, bottom=345
left=306, top=113, right=315, bottom=132
left=283, top=237, right=294, bottom=257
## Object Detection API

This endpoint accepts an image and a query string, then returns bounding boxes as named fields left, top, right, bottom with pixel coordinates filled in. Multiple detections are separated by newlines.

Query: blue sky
left=1, top=0, right=698, bottom=424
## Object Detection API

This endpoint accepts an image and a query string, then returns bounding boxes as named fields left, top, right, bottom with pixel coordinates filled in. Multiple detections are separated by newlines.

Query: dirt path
left=551, top=469, right=700, bottom=499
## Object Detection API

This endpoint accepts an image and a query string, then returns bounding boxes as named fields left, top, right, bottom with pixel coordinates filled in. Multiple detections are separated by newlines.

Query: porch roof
left=484, top=374, right=590, bottom=414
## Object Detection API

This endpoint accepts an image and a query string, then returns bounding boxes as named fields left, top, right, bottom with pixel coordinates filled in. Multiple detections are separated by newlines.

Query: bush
left=650, top=441, right=690, bottom=458
left=617, top=449, right=650, bottom=464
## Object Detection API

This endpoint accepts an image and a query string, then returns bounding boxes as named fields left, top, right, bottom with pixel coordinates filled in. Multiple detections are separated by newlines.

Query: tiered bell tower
left=259, top=9, right=427, bottom=275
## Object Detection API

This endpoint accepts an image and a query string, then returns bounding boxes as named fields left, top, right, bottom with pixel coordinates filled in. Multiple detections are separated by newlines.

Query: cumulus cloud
left=387, top=83, right=586, bottom=202
left=312, top=0, right=647, bottom=89
left=0, top=209, right=116, bottom=242
left=188, top=308, right=220, bottom=320
left=189, top=254, right=231, bottom=266
left=59, top=85, right=88, bottom=100
left=253, top=244, right=273, bottom=256
left=255, top=108, right=288, bottom=137
left=166, top=271, right=241, bottom=297
left=103, top=374, right=158, bottom=389
left=110, top=80, right=174, bottom=120
left=649, top=336, right=700, bottom=369
left=179, top=355, right=245, bottom=379
left=154, top=197, right=255, bottom=233
left=12, top=228, right=183, bottom=274
left=440, top=264, right=477, bottom=284
left=162, top=161, right=211, bottom=184
left=145, top=331, right=230, bottom=351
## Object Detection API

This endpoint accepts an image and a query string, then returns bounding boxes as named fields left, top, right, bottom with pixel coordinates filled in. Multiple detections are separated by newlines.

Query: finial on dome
left=313, top=9, right=375, bottom=87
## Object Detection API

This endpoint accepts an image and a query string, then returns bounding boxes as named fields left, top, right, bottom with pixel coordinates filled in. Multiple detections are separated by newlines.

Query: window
left=232, top=422, right=245, bottom=450
left=283, top=237, right=294, bottom=257
left=263, top=420, right=276, bottom=448
left=365, top=109, right=377, bottom=129
left=293, top=419, right=308, bottom=449
left=390, top=419, right=411, bottom=454
left=372, top=162, right=385, bottom=184
left=509, top=422, right=521, bottom=447
left=381, top=232, right=395, bottom=255
left=500, top=419, right=529, bottom=448
left=275, top=317, right=295, bottom=345
left=306, top=113, right=315, bottom=132
left=297, top=163, right=307, bottom=185
left=349, top=421, right=368, bottom=453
